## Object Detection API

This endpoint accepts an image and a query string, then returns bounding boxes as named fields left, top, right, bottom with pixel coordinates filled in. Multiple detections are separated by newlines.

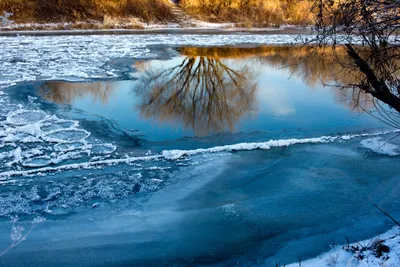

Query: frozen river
left=0, top=35, right=399, bottom=266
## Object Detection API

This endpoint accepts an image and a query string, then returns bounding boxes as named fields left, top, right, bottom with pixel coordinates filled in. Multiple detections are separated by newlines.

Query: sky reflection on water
left=38, top=46, right=382, bottom=141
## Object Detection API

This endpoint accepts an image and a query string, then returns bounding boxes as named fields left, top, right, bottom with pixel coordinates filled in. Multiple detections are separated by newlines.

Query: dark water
left=0, top=46, right=399, bottom=266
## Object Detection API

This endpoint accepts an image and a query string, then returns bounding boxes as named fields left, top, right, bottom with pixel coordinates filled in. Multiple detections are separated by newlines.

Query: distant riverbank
left=0, top=25, right=312, bottom=37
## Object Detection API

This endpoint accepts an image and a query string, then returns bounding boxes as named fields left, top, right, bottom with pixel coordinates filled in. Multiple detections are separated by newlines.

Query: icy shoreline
left=0, top=18, right=311, bottom=36
left=0, top=26, right=311, bottom=37
left=0, top=33, right=316, bottom=90
left=286, top=227, right=400, bottom=267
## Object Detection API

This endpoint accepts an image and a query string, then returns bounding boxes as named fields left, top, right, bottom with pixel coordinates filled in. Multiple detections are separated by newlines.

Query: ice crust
left=0, top=93, right=116, bottom=174
left=0, top=34, right=317, bottom=89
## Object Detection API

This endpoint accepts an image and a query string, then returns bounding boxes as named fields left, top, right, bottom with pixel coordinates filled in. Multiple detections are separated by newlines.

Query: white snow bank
left=1, top=128, right=398, bottom=178
left=286, top=227, right=400, bottom=267
left=360, top=137, right=400, bottom=156
left=162, top=130, right=400, bottom=160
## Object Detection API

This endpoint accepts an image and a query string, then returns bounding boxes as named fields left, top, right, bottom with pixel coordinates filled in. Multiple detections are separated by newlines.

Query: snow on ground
left=360, top=137, right=400, bottom=156
left=287, top=227, right=400, bottom=267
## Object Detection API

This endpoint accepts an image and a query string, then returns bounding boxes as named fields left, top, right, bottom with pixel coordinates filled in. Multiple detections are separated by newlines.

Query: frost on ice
left=360, top=137, right=400, bottom=156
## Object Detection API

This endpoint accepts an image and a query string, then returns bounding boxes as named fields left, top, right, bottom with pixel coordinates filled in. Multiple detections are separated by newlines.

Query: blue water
left=0, top=46, right=399, bottom=266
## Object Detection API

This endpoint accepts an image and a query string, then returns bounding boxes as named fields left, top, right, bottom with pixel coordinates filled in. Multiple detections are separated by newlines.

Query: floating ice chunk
left=91, top=144, right=117, bottom=155
left=40, top=119, right=78, bottom=132
left=5, top=147, right=22, bottom=166
left=17, top=123, right=42, bottom=136
left=360, top=137, right=400, bottom=156
left=6, top=110, right=47, bottom=125
left=42, top=128, right=90, bottom=143
left=23, top=148, right=44, bottom=159
left=54, top=142, right=86, bottom=152
left=22, top=156, right=51, bottom=168
left=50, top=150, right=87, bottom=164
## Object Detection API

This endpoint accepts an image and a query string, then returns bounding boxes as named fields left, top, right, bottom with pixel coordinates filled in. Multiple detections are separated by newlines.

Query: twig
left=368, top=196, right=400, bottom=227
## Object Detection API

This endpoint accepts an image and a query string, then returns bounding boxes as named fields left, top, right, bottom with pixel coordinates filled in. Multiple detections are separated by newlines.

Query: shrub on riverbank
left=0, top=0, right=175, bottom=23
left=179, top=0, right=314, bottom=26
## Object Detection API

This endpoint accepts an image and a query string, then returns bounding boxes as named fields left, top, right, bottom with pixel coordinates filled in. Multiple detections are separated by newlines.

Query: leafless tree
left=313, top=0, right=400, bottom=127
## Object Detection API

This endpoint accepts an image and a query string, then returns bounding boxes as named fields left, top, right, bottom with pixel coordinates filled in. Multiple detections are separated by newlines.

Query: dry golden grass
left=179, top=0, right=315, bottom=26
left=0, top=0, right=176, bottom=23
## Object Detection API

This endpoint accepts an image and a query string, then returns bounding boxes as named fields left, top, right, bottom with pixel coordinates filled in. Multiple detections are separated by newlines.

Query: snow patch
left=361, top=137, right=400, bottom=156
left=286, top=227, right=400, bottom=267
left=162, top=131, right=400, bottom=160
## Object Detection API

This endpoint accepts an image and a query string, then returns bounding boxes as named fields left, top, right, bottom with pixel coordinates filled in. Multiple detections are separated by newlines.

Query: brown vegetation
left=0, top=0, right=316, bottom=26
left=179, top=0, right=314, bottom=26
left=0, top=0, right=175, bottom=23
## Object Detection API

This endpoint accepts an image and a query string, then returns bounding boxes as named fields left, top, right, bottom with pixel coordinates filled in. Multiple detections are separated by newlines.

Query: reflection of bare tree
left=39, top=81, right=116, bottom=105
left=135, top=54, right=258, bottom=136
left=313, top=0, right=400, bottom=127
left=178, top=46, right=375, bottom=112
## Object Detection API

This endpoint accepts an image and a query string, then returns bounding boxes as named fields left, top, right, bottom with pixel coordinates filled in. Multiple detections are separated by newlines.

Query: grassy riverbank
left=0, top=0, right=176, bottom=23
left=180, top=0, right=314, bottom=26
left=0, top=0, right=315, bottom=27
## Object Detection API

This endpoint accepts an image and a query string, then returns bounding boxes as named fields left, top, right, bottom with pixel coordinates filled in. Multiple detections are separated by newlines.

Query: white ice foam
left=5, top=147, right=22, bottom=167
left=360, top=137, right=400, bottom=156
left=162, top=130, right=400, bottom=160
left=0, top=154, right=162, bottom=178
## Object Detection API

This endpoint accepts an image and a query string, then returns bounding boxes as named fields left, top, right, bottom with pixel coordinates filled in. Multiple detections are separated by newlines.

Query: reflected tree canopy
left=37, top=46, right=391, bottom=135
left=135, top=46, right=378, bottom=136
left=135, top=48, right=259, bottom=136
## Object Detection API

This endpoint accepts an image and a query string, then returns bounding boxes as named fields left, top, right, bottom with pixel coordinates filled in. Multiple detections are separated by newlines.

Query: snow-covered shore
left=287, top=227, right=400, bottom=267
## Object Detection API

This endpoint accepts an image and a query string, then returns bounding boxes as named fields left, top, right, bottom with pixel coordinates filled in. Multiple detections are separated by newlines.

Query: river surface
left=0, top=38, right=399, bottom=266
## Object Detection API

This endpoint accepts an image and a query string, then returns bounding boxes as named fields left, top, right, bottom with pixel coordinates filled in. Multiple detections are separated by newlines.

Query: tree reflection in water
left=135, top=49, right=259, bottom=136
left=38, top=46, right=380, bottom=136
